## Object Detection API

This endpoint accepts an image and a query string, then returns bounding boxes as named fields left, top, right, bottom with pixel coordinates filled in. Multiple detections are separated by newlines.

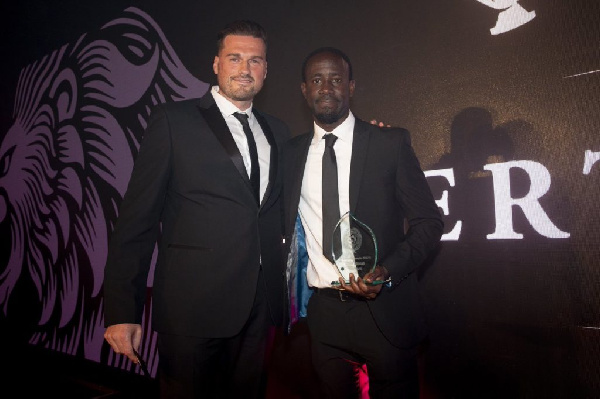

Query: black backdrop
left=1, top=0, right=599, bottom=397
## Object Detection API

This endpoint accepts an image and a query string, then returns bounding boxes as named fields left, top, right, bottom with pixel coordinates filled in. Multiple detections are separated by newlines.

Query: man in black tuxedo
left=282, top=47, right=443, bottom=398
left=103, top=20, right=290, bottom=398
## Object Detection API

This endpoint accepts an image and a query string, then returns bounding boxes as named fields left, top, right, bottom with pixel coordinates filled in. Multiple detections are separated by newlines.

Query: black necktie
left=322, top=134, right=341, bottom=263
left=233, top=112, right=260, bottom=204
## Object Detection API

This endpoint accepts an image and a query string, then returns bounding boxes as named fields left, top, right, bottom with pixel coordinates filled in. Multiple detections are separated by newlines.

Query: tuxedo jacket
left=104, top=92, right=290, bottom=338
left=282, top=118, right=443, bottom=348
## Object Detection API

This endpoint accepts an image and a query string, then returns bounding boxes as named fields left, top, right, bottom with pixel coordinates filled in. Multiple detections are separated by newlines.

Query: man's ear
left=349, top=80, right=356, bottom=98
left=300, top=82, right=307, bottom=99
left=213, top=56, right=219, bottom=75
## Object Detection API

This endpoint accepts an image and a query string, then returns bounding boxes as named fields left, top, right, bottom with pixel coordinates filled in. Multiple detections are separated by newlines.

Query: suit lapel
left=287, top=133, right=312, bottom=232
left=197, top=101, right=255, bottom=200
left=253, top=110, right=276, bottom=208
left=349, top=119, right=370, bottom=213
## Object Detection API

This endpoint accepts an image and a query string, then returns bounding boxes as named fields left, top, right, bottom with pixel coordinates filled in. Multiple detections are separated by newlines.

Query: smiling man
left=213, top=34, right=267, bottom=105
left=103, top=20, right=290, bottom=399
left=283, top=47, right=443, bottom=398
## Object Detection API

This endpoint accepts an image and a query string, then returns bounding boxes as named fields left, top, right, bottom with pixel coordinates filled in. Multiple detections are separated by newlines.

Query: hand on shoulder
left=370, top=119, right=391, bottom=128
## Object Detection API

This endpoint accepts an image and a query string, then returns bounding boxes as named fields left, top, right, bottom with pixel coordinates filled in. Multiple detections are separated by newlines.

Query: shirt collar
left=313, top=111, right=355, bottom=143
left=211, top=85, right=254, bottom=118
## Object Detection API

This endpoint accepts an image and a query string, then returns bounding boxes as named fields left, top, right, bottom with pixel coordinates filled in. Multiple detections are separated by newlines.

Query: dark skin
left=301, top=51, right=391, bottom=299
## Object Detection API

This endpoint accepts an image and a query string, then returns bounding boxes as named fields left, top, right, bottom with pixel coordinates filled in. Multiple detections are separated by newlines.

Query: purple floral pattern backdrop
left=0, top=7, right=208, bottom=376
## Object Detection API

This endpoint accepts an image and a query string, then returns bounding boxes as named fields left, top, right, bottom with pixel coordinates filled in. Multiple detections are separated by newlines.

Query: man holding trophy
left=282, top=47, right=444, bottom=398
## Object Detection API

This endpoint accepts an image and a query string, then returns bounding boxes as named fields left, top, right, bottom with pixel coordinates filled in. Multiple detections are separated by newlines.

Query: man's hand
left=104, top=323, right=143, bottom=363
left=370, top=119, right=391, bottom=127
left=338, top=265, right=390, bottom=299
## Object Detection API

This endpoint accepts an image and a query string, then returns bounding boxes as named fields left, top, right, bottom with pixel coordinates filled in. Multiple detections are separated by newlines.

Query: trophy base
left=330, top=277, right=391, bottom=287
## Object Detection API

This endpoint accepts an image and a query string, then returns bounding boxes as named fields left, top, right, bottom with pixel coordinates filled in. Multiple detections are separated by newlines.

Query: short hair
left=216, top=20, right=267, bottom=54
left=301, top=47, right=353, bottom=82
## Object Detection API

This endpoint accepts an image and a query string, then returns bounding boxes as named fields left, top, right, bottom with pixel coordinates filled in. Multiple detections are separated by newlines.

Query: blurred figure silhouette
left=432, top=107, right=515, bottom=241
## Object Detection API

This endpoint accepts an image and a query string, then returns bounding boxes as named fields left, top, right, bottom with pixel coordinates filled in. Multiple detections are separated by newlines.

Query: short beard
left=314, top=111, right=341, bottom=125
left=223, top=85, right=256, bottom=102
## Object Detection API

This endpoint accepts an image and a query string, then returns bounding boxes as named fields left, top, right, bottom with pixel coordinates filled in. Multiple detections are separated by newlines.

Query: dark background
left=1, top=0, right=599, bottom=397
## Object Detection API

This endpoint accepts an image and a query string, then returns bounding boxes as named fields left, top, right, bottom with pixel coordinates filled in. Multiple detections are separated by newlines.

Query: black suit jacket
left=104, top=92, right=290, bottom=337
left=283, top=117, right=443, bottom=348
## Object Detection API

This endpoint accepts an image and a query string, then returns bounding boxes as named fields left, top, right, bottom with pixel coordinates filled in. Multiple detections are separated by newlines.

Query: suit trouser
left=307, top=291, right=419, bottom=399
left=156, top=270, right=271, bottom=399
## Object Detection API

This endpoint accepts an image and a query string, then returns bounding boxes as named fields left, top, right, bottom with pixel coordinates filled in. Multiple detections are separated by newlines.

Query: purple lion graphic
left=0, top=7, right=208, bottom=375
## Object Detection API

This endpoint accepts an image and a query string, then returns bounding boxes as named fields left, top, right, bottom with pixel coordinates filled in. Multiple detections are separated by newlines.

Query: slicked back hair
left=216, top=20, right=268, bottom=54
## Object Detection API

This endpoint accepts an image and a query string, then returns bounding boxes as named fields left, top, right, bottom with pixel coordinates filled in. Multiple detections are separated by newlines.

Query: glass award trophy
left=330, top=212, right=384, bottom=286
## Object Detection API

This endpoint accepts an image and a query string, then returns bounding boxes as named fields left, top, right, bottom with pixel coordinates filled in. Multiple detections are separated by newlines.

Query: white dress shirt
left=211, top=86, right=270, bottom=202
left=299, top=111, right=355, bottom=288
